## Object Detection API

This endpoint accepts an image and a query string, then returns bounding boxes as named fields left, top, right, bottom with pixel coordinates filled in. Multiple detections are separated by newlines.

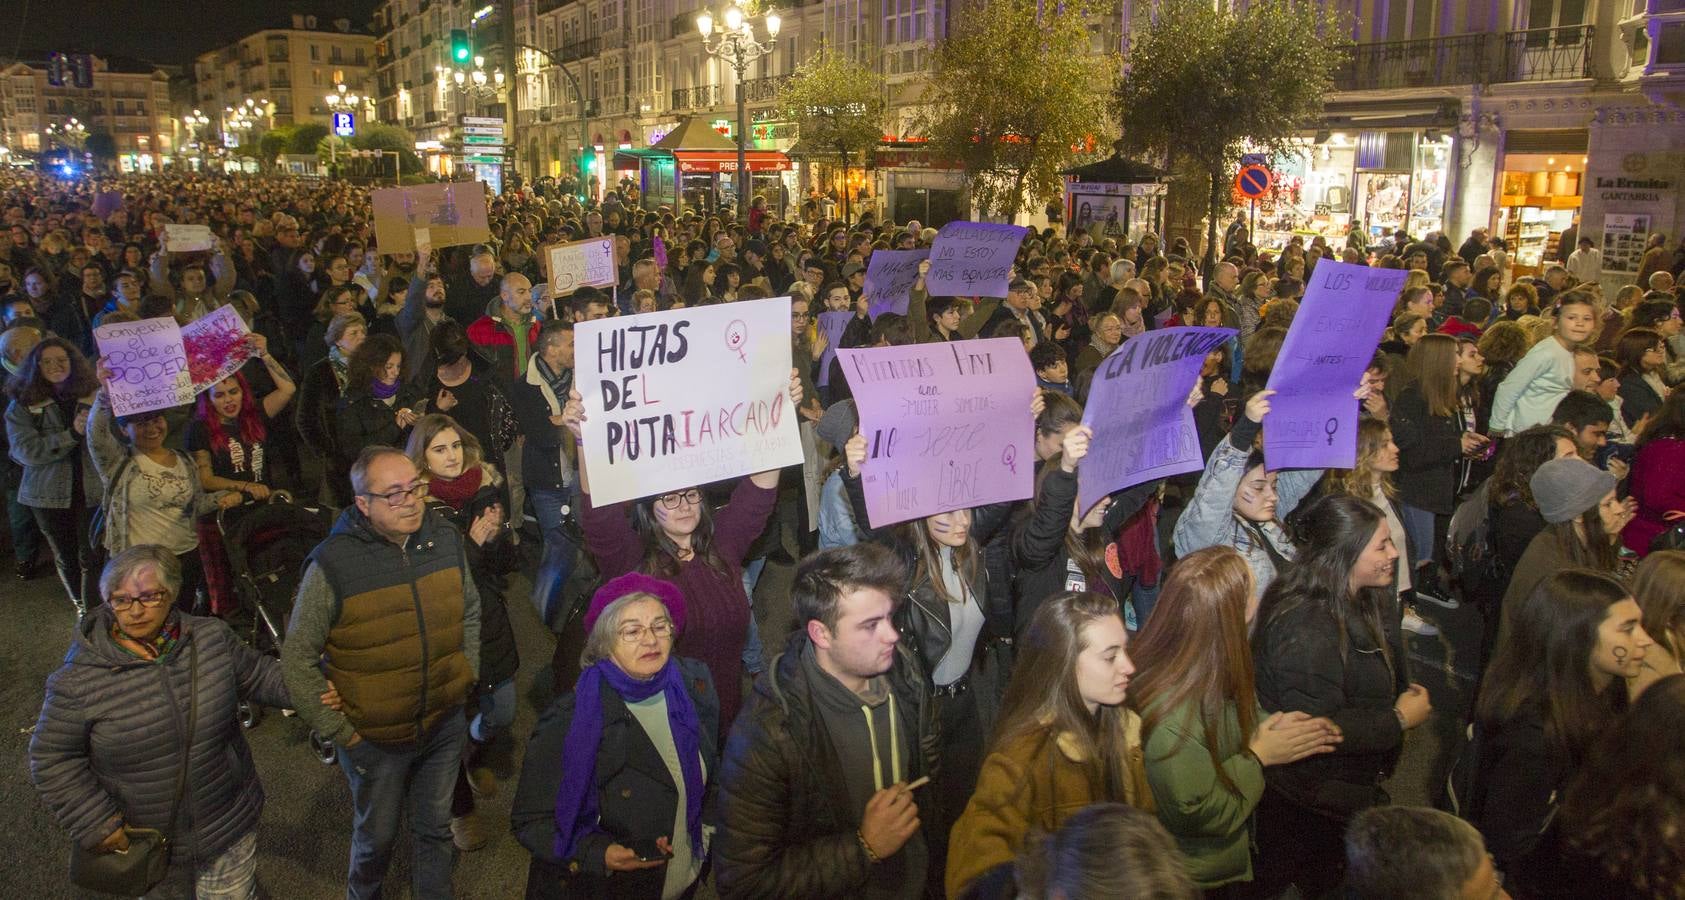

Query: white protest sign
left=182, top=304, right=253, bottom=392
left=95, top=316, right=193, bottom=416
left=545, top=238, right=617, bottom=298
left=575, top=296, right=801, bottom=506
left=163, top=224, right=215, bottom=253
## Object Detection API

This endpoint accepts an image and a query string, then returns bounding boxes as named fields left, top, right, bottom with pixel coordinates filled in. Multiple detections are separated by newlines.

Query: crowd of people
left=9, top=167, right=1685, bottom=900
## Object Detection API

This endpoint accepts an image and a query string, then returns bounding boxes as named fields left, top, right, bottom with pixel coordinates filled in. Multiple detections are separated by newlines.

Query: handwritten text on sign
left=838, top=337, right=1036, bottom=528
left=1079, top=326, right=1235, bottom=515
left=1264, top=261, right=1405, bottom=470
left=864, top=249, right=930, bottom=319
left=815, top=310, right=852, bottom=389
left=95, top=317, right=193, bottom=417
left=924, top=222, right=1028, bottom=298
left=575, top=296, right=802, bottom=506
left=546, top=237, right=617, bottom=298
left=182, top=305, right=252, bottom=393
left=163, top=224, right=215, bottom=253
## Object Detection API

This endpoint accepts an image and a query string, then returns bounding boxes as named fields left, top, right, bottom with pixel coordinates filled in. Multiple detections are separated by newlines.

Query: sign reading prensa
left=545, top=238, right=617, bottom=298
left=923, top=222, right=1029, bottom=298
left=574, top=296, right=803, bottom=506
left=838, top=337, right=1036, bottom=528
left=95, top=317, right=193, bottom=417
left=1264, top=261, right=1404, bottom=470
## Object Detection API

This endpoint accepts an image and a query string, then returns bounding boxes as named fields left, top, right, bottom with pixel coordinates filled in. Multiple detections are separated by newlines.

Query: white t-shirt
left=126, top=453, right=198, bottom=555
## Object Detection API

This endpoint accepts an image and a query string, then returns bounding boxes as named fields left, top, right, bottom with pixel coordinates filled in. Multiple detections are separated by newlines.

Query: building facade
left=0, top=56, right=174, bottom=171
left=193, top=14, right=377, bottom=138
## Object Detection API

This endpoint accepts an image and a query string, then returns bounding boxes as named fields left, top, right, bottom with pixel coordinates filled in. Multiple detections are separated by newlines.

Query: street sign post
left=1235, top=164, right=1273, bottom=245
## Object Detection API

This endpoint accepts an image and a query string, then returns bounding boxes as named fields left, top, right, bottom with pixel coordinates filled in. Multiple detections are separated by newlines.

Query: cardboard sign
left=924, top=222, right=1028, bottom=298
left=370, top=182, right=492, bottom=252
left=838, top=337, right=1036, bottom=528
left=545, top=237, right=617, bottom=298
left=863, top=249, right=930, bottom=319
left=575, top=296, right=802, bottom=506
left=1264, top=261, right=1405, bottom=469
left=95, top=317, right=192, bottom=416
left=163, top=224, right=215, bottom=253
left=182, top=305, right=253, bottom=392
left=91, top=190, right=123, bottom=218
left=815, top=310, right=852, bottom=388
left=1079, top=327, right=1235, bottom=515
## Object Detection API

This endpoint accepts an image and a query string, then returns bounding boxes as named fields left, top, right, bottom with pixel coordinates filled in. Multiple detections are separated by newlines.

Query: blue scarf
left=553, top=657, right=704, bottom=861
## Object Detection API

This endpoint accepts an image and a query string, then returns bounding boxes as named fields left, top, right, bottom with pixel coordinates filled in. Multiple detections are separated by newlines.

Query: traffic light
left=450, top=30, right=471, bottom=64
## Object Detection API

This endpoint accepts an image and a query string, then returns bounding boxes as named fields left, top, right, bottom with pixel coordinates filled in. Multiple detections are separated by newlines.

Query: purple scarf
left=553, top=657, right=704, bottom=862
left=370, top=378, right=400, bottom=400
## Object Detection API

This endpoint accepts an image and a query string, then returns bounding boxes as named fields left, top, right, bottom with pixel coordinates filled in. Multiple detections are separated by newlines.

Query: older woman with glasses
left=513, top=573, right=719, bottom=899
left=29, top=545, right=294, bottom=899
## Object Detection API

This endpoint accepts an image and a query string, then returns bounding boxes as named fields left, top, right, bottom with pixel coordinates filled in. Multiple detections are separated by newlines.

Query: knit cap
left=1529, top=457, right=1616, bottom=525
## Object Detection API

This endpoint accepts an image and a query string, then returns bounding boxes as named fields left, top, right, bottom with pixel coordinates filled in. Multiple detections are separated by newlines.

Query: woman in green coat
left=1128, top=546, right=1342, bottom=891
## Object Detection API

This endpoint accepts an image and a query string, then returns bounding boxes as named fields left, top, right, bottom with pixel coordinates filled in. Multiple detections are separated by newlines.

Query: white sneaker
left=1402, top=607, right=1440, bottom=636
left=1413, top=586, right=1461, bottom=610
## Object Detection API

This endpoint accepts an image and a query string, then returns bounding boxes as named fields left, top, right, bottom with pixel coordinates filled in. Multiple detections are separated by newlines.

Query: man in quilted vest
left=282, top=446, right=481, bottom=900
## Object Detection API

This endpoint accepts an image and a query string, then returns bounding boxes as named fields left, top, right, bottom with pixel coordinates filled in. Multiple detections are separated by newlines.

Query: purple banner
left=1263, top=261, right=1406, bottom=469
left=815, top=310, right=852, bottom=388
left=838, top=338, right=1036, bottom=528
left=864, top=249, right=930, bottom=320
left=1079, top=326, right=1236, bottom=515
left=924, top=221, right=1028, bottom=298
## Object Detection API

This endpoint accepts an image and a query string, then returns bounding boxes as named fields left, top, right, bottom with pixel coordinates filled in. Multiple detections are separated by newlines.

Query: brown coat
left=946, top=713, right=1153, bottom=896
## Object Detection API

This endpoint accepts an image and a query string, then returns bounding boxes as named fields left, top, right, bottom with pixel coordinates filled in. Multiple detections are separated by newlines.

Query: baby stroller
left=217, top=493, right=334, bottom=761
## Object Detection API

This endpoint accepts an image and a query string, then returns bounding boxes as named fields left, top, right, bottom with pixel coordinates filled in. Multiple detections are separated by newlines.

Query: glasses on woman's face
left=617, top=619, right=674, bottom=644
left=109, top=588, right=171, bottom=611
left=657, top=489, right=702, bottom=510
left=364, top=482, right=424, bottom=506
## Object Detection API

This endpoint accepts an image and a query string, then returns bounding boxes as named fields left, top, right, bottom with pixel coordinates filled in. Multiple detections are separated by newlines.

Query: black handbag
left=69, top=640, right=198, bottom=895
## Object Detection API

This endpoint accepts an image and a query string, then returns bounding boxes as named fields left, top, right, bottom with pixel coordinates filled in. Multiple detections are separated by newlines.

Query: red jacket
left=1624, top=436, right=1685, bottom=555
left=466, top=308, right=543, bottom=381
left=1437, top=316, right=1483, bottom=339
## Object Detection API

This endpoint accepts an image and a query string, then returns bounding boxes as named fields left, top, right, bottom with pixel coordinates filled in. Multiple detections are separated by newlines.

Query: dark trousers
left=6, top=487, right=42, bottom=565
left=928, top=684, right=984, bottom=899
left=173, top=548, right=205, bottom=614
left=32, top=501, right=98, bottom=609
left=1250, top=787, right=1351, bottom=900
left=338, top=713, right=468, bottom=900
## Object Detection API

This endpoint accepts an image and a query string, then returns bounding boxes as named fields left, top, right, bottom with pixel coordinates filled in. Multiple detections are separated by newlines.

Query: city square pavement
left=1, top=520, right=1474, bottom=899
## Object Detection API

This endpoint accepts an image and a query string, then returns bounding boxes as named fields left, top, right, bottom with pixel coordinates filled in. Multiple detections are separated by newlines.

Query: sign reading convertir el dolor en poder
left=838, top=337, right=1036, bottom=528
left=574, top=296, right=803, bottom=506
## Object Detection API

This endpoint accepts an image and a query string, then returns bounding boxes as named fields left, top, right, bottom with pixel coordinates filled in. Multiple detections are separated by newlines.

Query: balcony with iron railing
left=738, top=73, right=790, bottom=104
left=670, top=84, right=722, bottom=110
left=1331, top=24, right=1593, bottom=91
left=559, top=36, right=601, bottom=64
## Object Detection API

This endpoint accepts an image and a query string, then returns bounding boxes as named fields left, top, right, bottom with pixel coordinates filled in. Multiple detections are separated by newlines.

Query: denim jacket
left=5, top=396, right=101, bottom=510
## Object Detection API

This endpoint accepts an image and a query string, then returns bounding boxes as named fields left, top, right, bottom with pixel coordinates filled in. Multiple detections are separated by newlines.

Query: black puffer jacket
left=426, top=482, right=519, bottom=688
left=335, top=383, right=424, bottom=462
left=715, top=635, right=938, bottom=899
left=1391, top=385, right=1467, bottom=515
left=29, top=608, right=291, bottom=864
left=1252, top=592, right=1408, bottom=821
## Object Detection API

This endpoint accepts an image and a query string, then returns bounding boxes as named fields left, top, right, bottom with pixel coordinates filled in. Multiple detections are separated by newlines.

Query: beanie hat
left=816, top=399, right=857, bottom=449
left=1529, top=457, right=1616, bottom=525
left=584, top=572, right=687, bottom=635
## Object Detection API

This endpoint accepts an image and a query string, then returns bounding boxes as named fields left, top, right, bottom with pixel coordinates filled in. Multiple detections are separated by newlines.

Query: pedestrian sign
left=1236, top=165, right=1272, bottom=199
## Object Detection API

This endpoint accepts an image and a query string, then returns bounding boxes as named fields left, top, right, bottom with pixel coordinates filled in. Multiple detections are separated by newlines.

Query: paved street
left=1, top=534, right=1475, bottom=899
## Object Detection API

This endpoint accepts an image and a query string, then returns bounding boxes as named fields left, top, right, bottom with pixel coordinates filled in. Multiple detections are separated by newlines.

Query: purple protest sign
left=864, top=249, right=929, bottom=320
left=815, top=310, right=852, bottom=388
left=1078, top=326, right=1235, bottom=515
left=91, top=191, right=124, bottom=218
left=924, top=221, right=1028, bottom=298
left=652, top=234, right=669, bottom=270
left=838, top=337, right=1036, bottom=528
left=1263, top=261, right=1406, bottom=469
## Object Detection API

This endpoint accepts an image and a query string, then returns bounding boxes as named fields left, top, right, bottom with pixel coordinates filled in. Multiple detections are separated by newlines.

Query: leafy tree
left=353, top=122, right=423, bottom=174
left=257, top=127, right=294, bottom=165
left=84, top=131, right=117, bottom=166
left=317, top=135, right=351, bottom=166
left=917, top=0, right=1119, bottom=221
left=776, top=42, right=886, bottom=223
left=1115, top=0, right=1350, bottom=272
left=287, top=123, right=330, bottom=156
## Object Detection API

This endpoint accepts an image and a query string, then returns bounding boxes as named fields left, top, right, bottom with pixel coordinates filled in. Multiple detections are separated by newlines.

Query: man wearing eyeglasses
left=281, top=446, right=481, bottom=900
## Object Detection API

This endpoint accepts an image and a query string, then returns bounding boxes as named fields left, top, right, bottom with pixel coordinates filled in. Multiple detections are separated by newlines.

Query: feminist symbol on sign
left=1324, top=418, right=1340, bottom=446
left=1001, top=444, right=1018, bottom=475
left=724, top=320, right=748, bottom=363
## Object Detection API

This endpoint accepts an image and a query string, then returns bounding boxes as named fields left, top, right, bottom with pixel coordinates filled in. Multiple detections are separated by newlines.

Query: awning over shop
left=671, top=150, right=791, bottom=173
left=1060, top=154, right=1170, bottom=184
left=612, top=147, right=670, bottom=170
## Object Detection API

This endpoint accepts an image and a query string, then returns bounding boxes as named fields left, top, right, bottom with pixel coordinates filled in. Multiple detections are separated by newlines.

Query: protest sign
left=924, top=222, right=1028, bottom=298
left=1078, top=326, right=1235, bottom=515
left=863, top=249, right=930, bottom=319
left=1263, top=261, right=1405, bottom=469
left=815, top=310, right=852, bottom=388
left=575, top=296, right=802, bottom=506
left=370, top=181, right=491, bottom=252
left=95, top=317, right=192, bottom=417
left=838, top=337, right=1036, bottom=528
left=544, top=237, right=617, bottom=298
left=182, top=305, right=252, bottom=392
left=163, top=223, right=215, bottom=253
left=91, top=191, right=123, bottom=218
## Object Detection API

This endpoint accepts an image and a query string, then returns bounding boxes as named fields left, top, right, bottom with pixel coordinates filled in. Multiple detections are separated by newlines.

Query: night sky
left=11, top=1, right=381, bottom=68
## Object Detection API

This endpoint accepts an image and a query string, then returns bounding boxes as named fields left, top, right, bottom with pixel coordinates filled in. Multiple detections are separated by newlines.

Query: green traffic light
left=450, top=29, right=471, bottom=63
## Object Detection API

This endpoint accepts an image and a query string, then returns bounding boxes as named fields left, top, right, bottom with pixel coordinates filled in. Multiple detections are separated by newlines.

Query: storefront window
left=1409, top=134, right=1452, bottom=238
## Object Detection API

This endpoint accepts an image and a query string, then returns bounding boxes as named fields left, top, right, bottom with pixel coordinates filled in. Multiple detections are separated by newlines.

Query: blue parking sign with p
left=333, top=113, right=355, bottom=137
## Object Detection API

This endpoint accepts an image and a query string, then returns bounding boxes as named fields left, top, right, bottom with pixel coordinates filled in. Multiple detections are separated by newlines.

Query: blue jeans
left=1398, top=503, right=1436, bottom=572
left=470, top=678, right=516, bottom=742
left=528, top=486, right=579, bottom=631
left=740, top=557, right=767, bottom=675
left=1127, top=578, right=1161, bottom=631
left=337, top=712, right=467, bottom=900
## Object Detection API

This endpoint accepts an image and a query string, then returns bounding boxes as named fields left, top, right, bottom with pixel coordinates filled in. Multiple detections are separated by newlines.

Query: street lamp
left=184, top=109, right=211, bottom=168
left=697, top=1, right=780, bottom=220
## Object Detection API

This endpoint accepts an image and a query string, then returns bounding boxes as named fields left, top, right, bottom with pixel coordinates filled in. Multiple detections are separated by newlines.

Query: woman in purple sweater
left=569, top=370, right=800, bottom=730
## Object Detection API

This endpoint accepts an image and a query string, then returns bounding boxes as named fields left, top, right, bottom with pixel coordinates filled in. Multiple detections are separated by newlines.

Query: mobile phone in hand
left=626, top=837, right=670, bottom=862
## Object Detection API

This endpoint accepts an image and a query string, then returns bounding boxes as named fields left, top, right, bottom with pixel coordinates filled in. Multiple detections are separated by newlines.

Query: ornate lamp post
left=697, top=1, right=779, bottom=220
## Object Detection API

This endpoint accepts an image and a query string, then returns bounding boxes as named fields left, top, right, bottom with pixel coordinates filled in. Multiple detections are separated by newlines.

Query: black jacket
left=296, top=357, right=342, bottom=464
left=1009, top=468, right=1123, bottom=633
left=335, top=383, right=423, bottom=462
left=512, top=656, right=720, bottom=899
left=1617, top=372, right=1664, bottom=428
left=509, top=356, right=573, bottom=494
left=715, top=635, right=938, bottom=899
left=1469, top=706, right=1571, bottom=883
left=1391, top=385, right=1466, bottom=515
left=426, top=486, right=520, bottom=688
left=1253, top=591, right=1408, bottom=821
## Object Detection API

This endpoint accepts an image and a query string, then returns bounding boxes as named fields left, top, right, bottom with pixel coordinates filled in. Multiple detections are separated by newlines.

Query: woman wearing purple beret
left=511, top=572, right=719, bottom=899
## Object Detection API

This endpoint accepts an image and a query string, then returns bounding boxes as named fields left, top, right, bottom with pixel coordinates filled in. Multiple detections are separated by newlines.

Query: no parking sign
left=1235, top=164, right=1273, bottom=199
